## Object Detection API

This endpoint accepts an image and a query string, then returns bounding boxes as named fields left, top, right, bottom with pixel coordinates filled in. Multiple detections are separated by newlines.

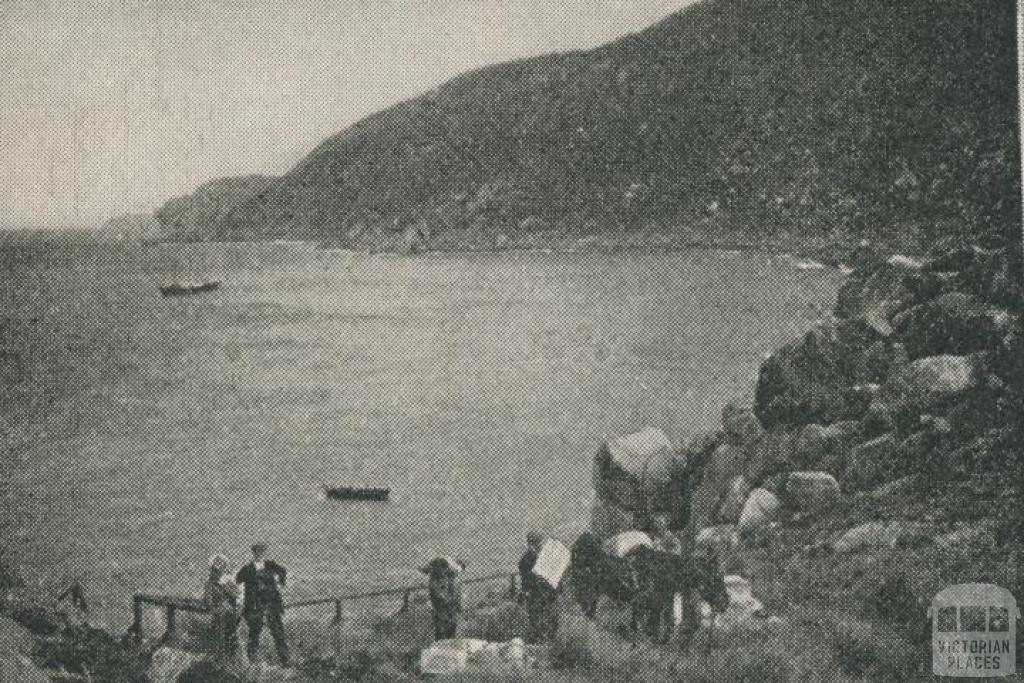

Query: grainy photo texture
left=1, top=1, right=1022, bottom=681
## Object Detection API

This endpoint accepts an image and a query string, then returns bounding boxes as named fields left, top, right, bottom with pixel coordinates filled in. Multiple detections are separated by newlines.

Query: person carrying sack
left=235, top=543, right=289, bottom=665
left=203, top=554, right=240, bottom=659
left=518, top=532, right=560, bottom=643
left=422, top=557, right=465, bottom=640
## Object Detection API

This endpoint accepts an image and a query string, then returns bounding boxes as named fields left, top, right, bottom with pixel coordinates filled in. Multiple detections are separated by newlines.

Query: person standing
left=518, top=532, right=559, bottom=643
left=235, top=543, right=289, bottom=665
left=203, top=554, right=239, bottom=659
left=422, top=557, right=464, bottom=640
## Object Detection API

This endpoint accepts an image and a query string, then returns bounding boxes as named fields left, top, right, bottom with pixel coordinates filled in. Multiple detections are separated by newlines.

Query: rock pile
left=589, top=242, right=1021, bottom=558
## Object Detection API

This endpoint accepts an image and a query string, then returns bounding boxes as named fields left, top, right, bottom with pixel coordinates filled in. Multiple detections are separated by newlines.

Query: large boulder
left=844, top=433, right=897, bottom=489
left=786, top=471, right=841, bottom=510
left=878, top=354, right=982, bottom=416
left=737, top=488, right=781, bottom=535
left=891, top=292, right=1009, bottom=359
left=717, top=476, right=752, bottom=524
left=754, top=319, right=879, bottom=429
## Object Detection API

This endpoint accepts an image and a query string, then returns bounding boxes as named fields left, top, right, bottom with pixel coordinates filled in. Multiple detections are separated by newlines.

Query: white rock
left=882, top=355, right=980, bottom=411
left=737, top=488, right=781, bottom=534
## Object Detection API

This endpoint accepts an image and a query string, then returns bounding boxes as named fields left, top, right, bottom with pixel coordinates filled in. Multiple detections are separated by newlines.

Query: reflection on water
left=0, top=238, right=841, bottom=627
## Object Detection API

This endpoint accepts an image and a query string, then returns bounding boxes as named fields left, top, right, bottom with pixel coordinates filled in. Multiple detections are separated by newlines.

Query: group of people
left=425, top=532, right=561, bottom=645
left=204, top=543, right=290, bottom=665
left=428, top=519, right=683, bottom=647
left=204, top=520, right=685, bottom=663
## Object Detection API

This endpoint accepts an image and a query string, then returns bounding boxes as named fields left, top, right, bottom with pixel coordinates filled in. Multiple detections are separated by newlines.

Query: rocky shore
left=2, top=238, right=1021, bottom=682
left=588, top=239, right=1023, bottom=677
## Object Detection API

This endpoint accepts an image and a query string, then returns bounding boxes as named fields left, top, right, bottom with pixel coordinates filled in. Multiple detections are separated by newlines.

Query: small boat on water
left=159, top=280, right=222, bottom=297
left=322, top=486, right=390, bottom=502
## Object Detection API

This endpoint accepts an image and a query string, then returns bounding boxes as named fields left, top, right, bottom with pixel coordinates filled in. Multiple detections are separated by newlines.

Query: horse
left=569, top=532, right=729, bottom=646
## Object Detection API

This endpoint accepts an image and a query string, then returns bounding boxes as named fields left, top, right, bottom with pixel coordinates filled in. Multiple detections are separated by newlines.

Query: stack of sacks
left=591, top=428, right=680, bottom=538
left=419, top=639, right=488, bottom=675
left=420, top=638, right=533, bottom=675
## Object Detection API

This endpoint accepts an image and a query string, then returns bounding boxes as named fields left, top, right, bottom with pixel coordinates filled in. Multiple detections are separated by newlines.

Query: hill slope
left=160, top=0, right=1021, bottom=252
left=155, top=175, right=277, bottom=241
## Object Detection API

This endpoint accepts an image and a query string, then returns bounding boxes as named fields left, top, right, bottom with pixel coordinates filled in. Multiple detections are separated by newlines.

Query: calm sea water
left=0, top=237, right=841, bottom=628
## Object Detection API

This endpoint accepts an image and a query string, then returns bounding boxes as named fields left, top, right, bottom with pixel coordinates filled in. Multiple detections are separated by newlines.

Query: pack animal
left=569, top=532, right=728, bottom=646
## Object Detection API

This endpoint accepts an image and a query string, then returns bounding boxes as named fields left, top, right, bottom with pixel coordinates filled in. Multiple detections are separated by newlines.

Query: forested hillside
left=158, top=0, right=1020, bottom=253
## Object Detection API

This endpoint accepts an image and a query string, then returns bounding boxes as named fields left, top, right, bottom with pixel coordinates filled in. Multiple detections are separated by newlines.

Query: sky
left=0, top=0, right=695, bottom=229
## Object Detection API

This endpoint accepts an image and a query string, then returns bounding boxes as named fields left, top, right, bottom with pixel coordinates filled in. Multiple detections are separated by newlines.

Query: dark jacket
left=428, top=567, right=462, bottom=611
left=236, top=560, right=287, bottom=615
left=519, top=549, right=538, bottom=591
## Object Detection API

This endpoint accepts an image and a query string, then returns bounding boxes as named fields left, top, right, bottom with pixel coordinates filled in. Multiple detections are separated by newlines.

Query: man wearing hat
left=235, top=543, right=289, bottom=665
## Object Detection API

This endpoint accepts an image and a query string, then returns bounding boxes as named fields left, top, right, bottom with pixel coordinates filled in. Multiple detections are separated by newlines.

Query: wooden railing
left=129, top=571, right=519, bottom=644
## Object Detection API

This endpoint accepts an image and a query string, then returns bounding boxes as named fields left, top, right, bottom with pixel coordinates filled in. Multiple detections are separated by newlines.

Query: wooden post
left=508, top=574, right=517, bottom=598
left=333, top=600, right=345, bottom=662
left=401, top=589, right=412, bottom=613
left=333, top=600, right=343, bottom=624
left=162, top=605, right=177, bottom=643
left=131, top=597, right=144, bottom=642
